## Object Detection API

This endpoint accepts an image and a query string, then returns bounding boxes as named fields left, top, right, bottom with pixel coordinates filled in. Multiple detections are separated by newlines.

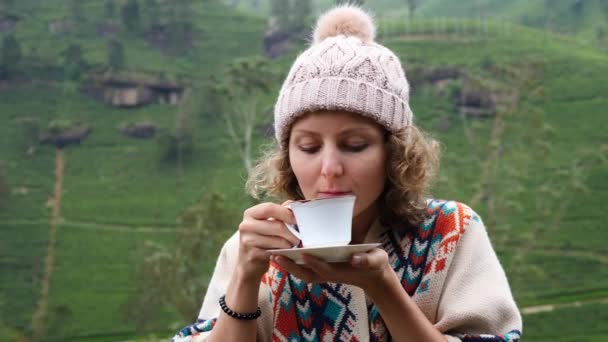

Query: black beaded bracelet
left=219, top=295, right=261, bottom=320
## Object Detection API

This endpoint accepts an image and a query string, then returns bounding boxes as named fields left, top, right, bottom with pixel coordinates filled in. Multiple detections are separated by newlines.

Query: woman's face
left=288, top=110, right=387, bottom=220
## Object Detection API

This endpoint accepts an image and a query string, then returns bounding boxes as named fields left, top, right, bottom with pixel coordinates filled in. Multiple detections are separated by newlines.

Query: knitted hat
left=274, top=5, right=413, bottom=145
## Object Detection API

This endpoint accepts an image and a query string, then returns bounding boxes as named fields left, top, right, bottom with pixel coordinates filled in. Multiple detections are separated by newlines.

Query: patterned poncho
left=173, top=200, right=522, bottom=341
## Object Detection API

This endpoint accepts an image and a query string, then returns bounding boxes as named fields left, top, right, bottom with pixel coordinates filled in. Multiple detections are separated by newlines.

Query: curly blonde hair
left=246, top=125, right=440, bottom=230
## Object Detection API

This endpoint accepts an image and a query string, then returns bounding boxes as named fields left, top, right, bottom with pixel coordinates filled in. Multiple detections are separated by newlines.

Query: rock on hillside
left=40, top=126, right=92, bottom=148
left=120, top=121, right=158, bottom=139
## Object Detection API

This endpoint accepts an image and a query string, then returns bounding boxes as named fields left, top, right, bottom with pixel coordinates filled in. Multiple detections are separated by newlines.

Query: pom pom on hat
left=313, top=5, right=375, bottom=44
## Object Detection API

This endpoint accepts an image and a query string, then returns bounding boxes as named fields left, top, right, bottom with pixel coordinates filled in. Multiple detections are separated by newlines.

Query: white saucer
left=270, top=243, right=381, bottom=265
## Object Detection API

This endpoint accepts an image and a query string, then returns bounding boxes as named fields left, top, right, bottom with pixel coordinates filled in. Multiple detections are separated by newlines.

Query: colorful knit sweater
left=173, top=200, right=522, bottom=341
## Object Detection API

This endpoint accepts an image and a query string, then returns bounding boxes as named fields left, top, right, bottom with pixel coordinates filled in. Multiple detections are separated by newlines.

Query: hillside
left=234, top=0, right=608, bottom=48
left=417, top=0, right=608, bottom=46
left=1, top=0, right=269, bottom=340
left=1, top=2, right=608, bottom=342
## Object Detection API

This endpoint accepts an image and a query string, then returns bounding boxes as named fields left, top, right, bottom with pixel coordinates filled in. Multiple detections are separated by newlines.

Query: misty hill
left=417, top=0, right=608, bottom=46
left=232, top=0, right=608, bottom=48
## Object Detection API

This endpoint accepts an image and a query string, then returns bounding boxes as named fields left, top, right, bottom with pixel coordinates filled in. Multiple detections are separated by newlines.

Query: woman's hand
left=236, top=202, right=300, bottom=281
left=271, top=248, right=393, bottom=292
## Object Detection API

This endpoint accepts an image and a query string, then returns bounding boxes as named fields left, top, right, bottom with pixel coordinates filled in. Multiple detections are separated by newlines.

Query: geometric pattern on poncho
left=172, top=200, right=522, bottom=342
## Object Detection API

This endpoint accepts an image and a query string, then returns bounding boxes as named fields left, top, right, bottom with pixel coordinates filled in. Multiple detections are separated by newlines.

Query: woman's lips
left=318, top=191, right=353, bottom=198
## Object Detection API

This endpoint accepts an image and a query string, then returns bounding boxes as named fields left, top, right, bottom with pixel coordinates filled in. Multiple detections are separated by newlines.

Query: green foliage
left=406, top=0, right=421, bottom=19
left=335, top=0, right=365, bottom=5
left=47, top=119, right=75, bottom=134
left=104, top=0, right=116, bottom=18
left=144, top=0, right=161, bottom=28
left=0, top=34, right=21, bottom=79
left=164, top=0, right=194, bottom=50
left=0, top=162, right=8, bottom=208
left=124, top=192, right=237, bottom=331
left=62, top=43, right=86, bottom=80
left=270, top=0, right=290, bottom=31
left=156, top=128, right=194, bottom=164
left=211, top=56, right=279, bottom=172
left=269, top=0, right=313, bottom=33
left=69, top=0, right=85, bottom=25
left=215, top=56, right=278, bottom=98
left=444, top=79, right=463, bottom=102
left=523, top=302, right=608, bottom=341
left=16, top=116, right=41, bottom=152
left=122, top=0, right=140, bottom=32
left=0, top=0, right=16, bottom=13
left=107, top=39, right=125, bottom=71
left=291, top=0, right=313, bottom=32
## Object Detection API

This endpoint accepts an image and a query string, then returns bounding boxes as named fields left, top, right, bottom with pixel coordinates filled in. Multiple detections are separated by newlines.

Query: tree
left=123, top=192, right=237, bottom=331
left=16, top=117, right=40, bottom=154
left=270, top=0, right=290, bottom=32
left=406, top=0, right=421, bottom=20
left=104, top=0, right=115, bottom=18
left=572, top=0, right=584, bottom=14
left=596, top=25, right=607, bottom=48
left=0, top=0, right=16, bottom=13
left=62, top=43, right=86, bottom=80
left=121, top=0, right=140, bottom=32
left=107, top=39, right=125, bottom=71
left=335, top=0, right=365, bottom=5
left=157, top=89, right=195, bottom=176
left=144, top=0, right=160, bottom=28
left=69, top=0, right=85, bottom=25
left=291, top=0, right=312, bottom=32
left=0, top=162, right=8, bottom=209
left=0, top=34, right=21, bottom=79
left=168, top=0, right=193, bottom=43
left=211, top=56, right=278, bottom=175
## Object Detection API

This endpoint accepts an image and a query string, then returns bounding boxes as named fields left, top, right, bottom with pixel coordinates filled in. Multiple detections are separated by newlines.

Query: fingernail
left=352, top=255, right=362, bottom=265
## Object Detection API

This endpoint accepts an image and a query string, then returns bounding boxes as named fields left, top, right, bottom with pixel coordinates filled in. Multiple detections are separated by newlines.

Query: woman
left=174, top=5, right=522, bottom=342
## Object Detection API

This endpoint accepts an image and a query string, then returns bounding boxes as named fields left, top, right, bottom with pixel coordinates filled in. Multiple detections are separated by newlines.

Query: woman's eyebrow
left=338, top=127, right=376, bottom=135
left=292, top=126, right=375, bottom=136
left=291, top=129, right=320, bottom=136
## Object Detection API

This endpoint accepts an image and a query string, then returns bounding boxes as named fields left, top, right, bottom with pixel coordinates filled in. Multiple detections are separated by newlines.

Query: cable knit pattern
left=173, top=200, right=522, bottom=341
left=273, top=6, right=413, bottom=145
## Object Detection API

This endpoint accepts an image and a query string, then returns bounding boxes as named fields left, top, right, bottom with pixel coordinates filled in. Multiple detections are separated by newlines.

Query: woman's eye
left=299, top=145, right=320, bottom=153
left=343, top=144, right=368, bottom=152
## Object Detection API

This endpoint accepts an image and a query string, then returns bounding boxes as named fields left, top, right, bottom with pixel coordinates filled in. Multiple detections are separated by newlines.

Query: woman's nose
left=320, top=148, right=344, bottom=178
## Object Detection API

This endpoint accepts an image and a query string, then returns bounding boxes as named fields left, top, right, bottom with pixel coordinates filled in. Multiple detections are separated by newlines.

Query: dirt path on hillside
left=469, top=89, right=518, bottom=229
left=31, top=149, right=64, bottom=341
left=1, top=219, right=177, bottom=233
left=522, top=297, right=608, bottom=315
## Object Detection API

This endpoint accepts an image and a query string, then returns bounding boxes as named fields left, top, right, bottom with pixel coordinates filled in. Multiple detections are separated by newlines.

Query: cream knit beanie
left=274, top=5, right=413, bottom=145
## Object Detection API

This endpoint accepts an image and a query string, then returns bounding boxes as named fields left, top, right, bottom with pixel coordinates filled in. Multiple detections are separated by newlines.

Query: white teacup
left=285, top=195, right=356, bottom=248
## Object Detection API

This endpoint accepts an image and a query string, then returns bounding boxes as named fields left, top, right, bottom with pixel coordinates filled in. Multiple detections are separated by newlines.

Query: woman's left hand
left=271, top=248, right=392, bottom=291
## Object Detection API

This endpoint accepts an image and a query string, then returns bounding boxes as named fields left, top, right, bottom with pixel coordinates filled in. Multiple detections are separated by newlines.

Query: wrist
left=224, top=265, right=263, bottom=312
left=232, top=264, right=265, bottom=295
left=235, top=260, right=267, bottom=283
left=364, top=265, right=399, bottom=302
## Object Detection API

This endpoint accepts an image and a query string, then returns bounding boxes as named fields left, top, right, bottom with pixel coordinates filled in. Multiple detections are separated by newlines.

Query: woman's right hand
left=236, top=202, right=299, bottom=280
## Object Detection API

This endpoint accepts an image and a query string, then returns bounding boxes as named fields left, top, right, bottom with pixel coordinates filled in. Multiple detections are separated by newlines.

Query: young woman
left=174, top=5, right=522, bottom=342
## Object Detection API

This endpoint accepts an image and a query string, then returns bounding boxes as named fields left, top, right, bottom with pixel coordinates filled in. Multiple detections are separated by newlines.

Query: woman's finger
left=281, top=199, right=294, bottom=206
left=301, top=254, right=336, bottom=278
left=241, top=233, right=294, bottom=250
left=351, top=248, right=388, bottom=270
left=272, top=256, right=319, bottom=283
left=244, top=202, right=296, bottom=225
left=240, top=218, right=300, bottom=246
